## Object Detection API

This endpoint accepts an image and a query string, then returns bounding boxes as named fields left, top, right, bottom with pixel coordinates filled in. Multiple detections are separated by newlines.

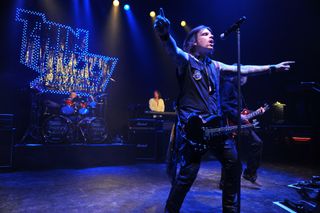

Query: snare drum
left=42, top=115, right=72, bottom=143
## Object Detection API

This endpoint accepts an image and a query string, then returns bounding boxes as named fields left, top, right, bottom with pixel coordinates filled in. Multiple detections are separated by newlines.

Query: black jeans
left=165, top=126, right=242, bottom=213
left=244, top=130, right=263, bottom=176
left=220, top=130, right=263, bottom=185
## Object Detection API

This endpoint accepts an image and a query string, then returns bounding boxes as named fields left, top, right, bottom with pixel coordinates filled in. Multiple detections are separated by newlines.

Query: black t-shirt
left=176, top=55, right=222, bottom=125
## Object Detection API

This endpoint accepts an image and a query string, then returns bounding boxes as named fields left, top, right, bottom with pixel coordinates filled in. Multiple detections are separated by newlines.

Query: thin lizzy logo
left=15, top=8, right=118, bottom=96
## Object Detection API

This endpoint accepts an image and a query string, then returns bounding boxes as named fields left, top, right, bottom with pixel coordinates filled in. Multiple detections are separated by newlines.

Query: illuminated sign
left=15, top=8, right=118, bottom=96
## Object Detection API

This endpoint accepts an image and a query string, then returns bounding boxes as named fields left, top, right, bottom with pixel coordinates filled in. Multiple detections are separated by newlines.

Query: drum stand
left=78, top=117, right=91, bottom=143
left=77, top=117, right=94, bottom=143
left=20, top=90, right=42, bottom=143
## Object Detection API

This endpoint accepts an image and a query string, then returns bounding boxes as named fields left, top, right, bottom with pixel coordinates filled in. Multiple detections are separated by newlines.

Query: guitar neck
left=204, top=123, right=253, bottom=137
left=245, top=110, right=262, bottom=120
left=245, top=104, right=269, bottom=120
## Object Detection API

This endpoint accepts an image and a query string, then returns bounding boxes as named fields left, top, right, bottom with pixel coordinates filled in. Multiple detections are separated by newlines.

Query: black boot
left=242, top=169, right=257, bottom=183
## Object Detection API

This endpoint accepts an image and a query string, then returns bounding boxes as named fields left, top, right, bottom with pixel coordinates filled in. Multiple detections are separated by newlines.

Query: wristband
left=269, top=65, right=276, bottom=74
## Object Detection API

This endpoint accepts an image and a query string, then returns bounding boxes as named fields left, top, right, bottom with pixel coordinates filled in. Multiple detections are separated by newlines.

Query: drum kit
left=42, top=95, right=108, bottom=144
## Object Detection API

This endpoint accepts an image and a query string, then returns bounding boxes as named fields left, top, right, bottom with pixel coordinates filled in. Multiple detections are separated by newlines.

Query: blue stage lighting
left=124, top=4, right=130, bottom=11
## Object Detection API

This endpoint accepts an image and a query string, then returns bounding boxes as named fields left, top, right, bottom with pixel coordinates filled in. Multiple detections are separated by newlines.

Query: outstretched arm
left=153, top=8, right=188, bottom=66
left=217, top=61, right=295, bottom=75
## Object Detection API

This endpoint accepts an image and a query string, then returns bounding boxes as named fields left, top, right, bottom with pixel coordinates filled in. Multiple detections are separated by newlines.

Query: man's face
left=70, top=92, right=77, bottom=99
left=195, top=28, right=214, bottom=55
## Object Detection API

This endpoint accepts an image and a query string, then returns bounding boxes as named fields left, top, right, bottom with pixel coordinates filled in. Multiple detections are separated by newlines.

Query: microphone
left=220, top=16, right=247, bottom=40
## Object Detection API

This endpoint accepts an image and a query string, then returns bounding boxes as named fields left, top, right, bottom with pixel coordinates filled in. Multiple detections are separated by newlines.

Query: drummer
left=77, top=93, right=98, bottom=116
left=69, top=91, right=80, bottom=102
left=60, top=91, right=80, bottom=116
left=63, top=92, right=99, bottom=116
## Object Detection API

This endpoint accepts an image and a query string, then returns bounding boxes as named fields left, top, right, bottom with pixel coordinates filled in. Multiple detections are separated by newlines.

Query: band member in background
left=60, top=91, right=80, bottom=115
left=154, top=8, right=294, bottom=213
left=220, top=75, right=265, bottom=189
left=149, top=90, right=165, bottom=112
left=69, top=91, right=79, bottom=102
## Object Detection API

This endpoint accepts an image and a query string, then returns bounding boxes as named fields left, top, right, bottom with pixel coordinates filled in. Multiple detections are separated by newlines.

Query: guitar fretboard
left=203, top=123, right=253, bottom=140
left=246, top=110, right=262, bottom=120
left=245, top=105, right=269, bottom=120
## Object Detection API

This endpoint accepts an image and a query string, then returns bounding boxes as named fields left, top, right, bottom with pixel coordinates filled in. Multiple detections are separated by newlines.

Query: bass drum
left=42, top=115, right=72, bottom=143
left=79, top=117, right=108, bottom=143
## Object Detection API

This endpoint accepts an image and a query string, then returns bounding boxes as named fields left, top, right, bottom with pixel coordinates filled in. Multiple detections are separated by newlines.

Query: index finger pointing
left=159, top=8, right=165, bottom=18
left=285, top=61, right=295, bottom=64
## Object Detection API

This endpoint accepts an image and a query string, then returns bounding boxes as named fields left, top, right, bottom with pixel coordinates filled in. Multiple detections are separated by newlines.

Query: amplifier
left=128, top=118, right=174, bottom=161
left=0, top=114, right=14, bottom=130
left=128, top=129, right=161, bottom=160
left=0, top=114, right=15, bottom=168
left=128, top=118, right=163, bottom=131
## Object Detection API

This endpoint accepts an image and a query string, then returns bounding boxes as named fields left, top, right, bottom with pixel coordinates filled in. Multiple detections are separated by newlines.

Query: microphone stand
left=236, top=27, right=242, bottom=213
left=221, top=17, right=246, bottom=213
left=236, top=27, right=242, bottom=145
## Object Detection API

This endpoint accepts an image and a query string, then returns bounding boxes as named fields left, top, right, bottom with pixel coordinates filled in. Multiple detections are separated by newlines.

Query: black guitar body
left=184, top=114, right=225, bottom=152
left=184, top=113, right=257, bottom=152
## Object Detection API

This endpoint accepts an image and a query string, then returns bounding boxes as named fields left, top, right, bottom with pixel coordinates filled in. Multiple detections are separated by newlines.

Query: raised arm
left=153, top=8, right=188, bottom=66
left=217, top=61, right=295, bottom=75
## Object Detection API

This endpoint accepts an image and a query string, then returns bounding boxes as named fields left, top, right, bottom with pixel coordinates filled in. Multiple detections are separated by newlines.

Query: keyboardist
left=149, top=90, right=165, bottom=112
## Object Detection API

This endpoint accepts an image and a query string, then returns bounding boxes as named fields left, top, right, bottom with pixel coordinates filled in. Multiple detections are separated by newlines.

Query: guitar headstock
left=263, top=103, right=270, bottom=112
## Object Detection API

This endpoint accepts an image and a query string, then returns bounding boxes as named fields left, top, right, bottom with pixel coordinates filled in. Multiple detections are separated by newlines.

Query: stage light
left=291, top=137, right=312, bottom=142
left=272, top=101, right=286, bottom=124
left=149, top=11, right=156, bottom=18
left=181, top=21, right=186, bottom=27
left=124, top=4, right=130, bottom=11
left=273, top=101, right=286, bottom=108
left=113, top=0, right=119, bottom=7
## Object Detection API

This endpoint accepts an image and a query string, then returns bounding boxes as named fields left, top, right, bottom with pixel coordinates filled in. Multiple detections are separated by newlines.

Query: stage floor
left=0, top=161, right=318, bottom=213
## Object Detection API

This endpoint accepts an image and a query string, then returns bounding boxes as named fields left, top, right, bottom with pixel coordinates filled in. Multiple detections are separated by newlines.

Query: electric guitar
left=241, top=103, right=269, bottom=122
left=184, top=115, right=259, bottom=152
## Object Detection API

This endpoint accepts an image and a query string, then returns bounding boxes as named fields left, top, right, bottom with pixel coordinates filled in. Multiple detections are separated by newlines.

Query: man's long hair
left=183, top=25, right=213, bottom=54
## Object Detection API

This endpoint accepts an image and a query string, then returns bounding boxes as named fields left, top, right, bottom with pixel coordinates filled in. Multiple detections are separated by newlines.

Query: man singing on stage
left=154, top=8, right=294, bottom=213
